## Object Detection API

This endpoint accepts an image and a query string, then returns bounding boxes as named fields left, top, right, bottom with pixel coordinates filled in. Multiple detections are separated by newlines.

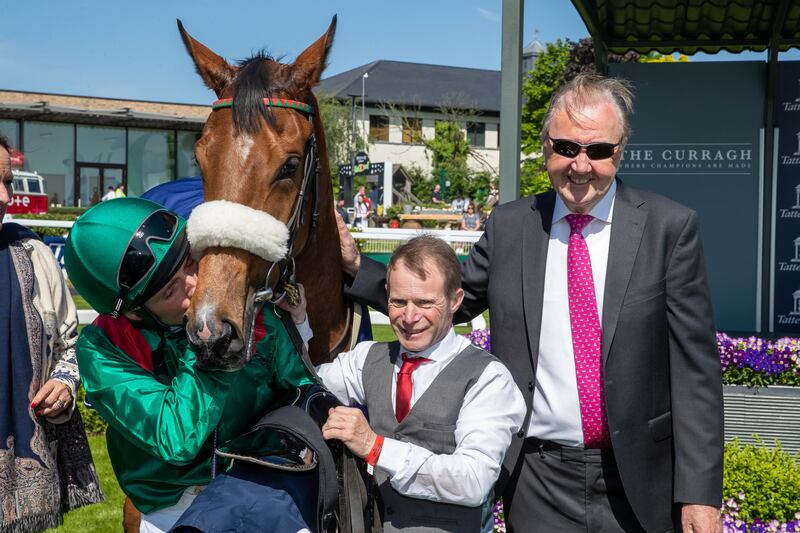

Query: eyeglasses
left=548, top=137, right=621, bottom=160
left=112, top=210, right=178, bottom=316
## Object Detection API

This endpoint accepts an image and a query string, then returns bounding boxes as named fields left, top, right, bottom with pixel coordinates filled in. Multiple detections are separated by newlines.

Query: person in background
left=318, top=236, right=525, bottom=532
left=102, top=185, right=116, bottom=202
left=430, top=183, right=444, bottom=205
left=353, top=185, right=366, bottom=208
left=451, top=193, right=466, bottom=212
left=114, top=184, right=126, bottom=198
left=485, top=182, right=499, bottom=208
left=354, top=195, right=370, bottom=231
left=461, top=202, right=481, bottom=231
left=0, top=135, right=104, bottom=532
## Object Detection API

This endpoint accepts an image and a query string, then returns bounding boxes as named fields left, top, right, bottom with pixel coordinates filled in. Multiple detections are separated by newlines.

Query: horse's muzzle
left=186, top=316, right=247, bottom=371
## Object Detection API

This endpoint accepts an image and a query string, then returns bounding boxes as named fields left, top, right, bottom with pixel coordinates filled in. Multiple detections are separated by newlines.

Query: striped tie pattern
left=566, top=214, right=611, bottom=448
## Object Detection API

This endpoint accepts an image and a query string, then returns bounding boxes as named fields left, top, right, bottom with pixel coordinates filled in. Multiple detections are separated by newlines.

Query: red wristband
left=365, top=435, right=384, bottom=474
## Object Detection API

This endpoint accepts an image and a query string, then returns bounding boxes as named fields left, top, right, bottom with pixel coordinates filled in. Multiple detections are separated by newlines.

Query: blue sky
left=0, top=0, right=788, bottom=105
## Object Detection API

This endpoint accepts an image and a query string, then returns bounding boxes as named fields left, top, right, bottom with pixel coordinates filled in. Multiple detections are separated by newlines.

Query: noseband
left=203, top=97, right=321, bottom=357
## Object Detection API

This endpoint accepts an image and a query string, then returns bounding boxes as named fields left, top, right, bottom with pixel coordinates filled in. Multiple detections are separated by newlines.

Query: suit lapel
left=602, top=181, right=647, bottom=364
left=522, top=192, right=555, bottom=373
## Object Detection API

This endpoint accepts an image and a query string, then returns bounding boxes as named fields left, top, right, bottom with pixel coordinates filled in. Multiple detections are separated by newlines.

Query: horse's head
left=178, top=17, right=336, bottom=370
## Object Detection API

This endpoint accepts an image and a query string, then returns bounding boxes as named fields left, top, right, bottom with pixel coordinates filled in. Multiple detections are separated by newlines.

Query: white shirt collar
left=401, top=327, right=463, bottom=363
left=553, top=179, right=617, bottom=225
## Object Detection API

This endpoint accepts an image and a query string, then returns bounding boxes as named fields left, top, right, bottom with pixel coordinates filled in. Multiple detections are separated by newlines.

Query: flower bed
left=718, top=334, right=800, bottom=387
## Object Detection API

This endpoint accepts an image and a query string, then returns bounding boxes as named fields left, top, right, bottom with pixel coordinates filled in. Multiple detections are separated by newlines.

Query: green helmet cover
left=65, top=198, right=188, bottom=315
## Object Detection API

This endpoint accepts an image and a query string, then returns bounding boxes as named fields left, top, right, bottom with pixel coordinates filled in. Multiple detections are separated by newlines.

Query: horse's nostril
left=210, top=320, right=236, bottom=358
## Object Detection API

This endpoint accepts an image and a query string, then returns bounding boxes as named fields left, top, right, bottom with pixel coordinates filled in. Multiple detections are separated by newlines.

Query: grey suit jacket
left=346, top=180, right=723, bottom=532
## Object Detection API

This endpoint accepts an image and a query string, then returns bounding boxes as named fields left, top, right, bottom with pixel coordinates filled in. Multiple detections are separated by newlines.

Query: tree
left=316, top=94, right=364, bottom=180
left=562, top=37, right=640, bottom=81
left=520, top=39, right=572, bottom=155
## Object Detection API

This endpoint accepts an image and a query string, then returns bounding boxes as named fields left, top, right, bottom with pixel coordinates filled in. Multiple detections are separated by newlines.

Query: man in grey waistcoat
left=318, top=236, right=526, bottom=532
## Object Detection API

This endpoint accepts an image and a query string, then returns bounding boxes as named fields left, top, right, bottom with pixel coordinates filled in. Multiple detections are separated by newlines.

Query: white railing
left=354, top=227, right=483, bottom=255
left=3, top=217, right=74, bottom=228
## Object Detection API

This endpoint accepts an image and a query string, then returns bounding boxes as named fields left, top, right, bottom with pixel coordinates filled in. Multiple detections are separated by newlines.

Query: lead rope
left=211, top=427, right=219, bottom=479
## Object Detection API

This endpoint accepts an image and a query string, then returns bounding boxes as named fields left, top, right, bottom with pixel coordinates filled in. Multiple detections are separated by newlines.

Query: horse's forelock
left=231, top=52, right=292, bottom=135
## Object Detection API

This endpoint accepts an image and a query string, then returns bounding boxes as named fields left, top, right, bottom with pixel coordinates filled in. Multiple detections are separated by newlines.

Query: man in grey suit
left=336, top=74, right=723, bottom=532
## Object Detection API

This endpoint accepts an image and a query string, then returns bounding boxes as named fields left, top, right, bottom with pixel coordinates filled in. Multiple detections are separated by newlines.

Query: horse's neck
left=297, top=197, right=350, bottom=363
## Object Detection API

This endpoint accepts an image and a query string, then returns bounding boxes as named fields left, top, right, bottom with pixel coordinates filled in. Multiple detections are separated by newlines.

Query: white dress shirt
left=528, top=180, right=617, bottom=446
left=317, top=328, right=526, bottom=507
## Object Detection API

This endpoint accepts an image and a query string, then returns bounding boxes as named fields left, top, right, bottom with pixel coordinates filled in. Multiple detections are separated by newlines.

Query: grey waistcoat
left=362, top=340, right=496, bottom=533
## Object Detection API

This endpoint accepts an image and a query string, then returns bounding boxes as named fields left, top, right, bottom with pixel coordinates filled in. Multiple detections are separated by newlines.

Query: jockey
left=65, top=198, right=316, bottom=533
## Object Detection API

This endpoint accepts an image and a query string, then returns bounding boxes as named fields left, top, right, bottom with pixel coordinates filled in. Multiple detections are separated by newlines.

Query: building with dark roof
left=0, top=89, right=207, bottom=207
left=317, top=60, right=503, bottom=176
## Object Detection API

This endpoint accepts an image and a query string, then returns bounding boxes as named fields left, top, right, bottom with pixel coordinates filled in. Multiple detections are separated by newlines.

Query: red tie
left=395, top=354, right=431, bottom=423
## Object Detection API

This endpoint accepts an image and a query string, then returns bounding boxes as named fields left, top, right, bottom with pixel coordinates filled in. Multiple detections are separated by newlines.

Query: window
left=127, top=129, right=176, bottom=196
left=0, top=119, right=19, bottom=148
left=76, top=125, right=125, bottom=164
left=12, top=179, right=24, bottom=193
left=369, top=115, right=389, bottom=142
left=402, top=118, right=422, bottom=144
left=23, top=121, right=75, bottom=206
left=178, top=131, right=201, bottom=178
left=27, top=178, right=41, bottom=194
left=467, top=122, right=486, bottom=148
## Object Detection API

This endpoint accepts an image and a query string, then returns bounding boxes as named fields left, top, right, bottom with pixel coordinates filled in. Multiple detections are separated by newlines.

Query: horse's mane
left=232, top=51, right=290, bottom=134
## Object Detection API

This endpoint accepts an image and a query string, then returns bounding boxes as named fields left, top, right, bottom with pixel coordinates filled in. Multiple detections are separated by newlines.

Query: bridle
left=210, top=96, right=321, bottom=357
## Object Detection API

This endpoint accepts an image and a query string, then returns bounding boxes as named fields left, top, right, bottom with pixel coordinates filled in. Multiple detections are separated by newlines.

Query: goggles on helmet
left=112, top=210, right=181, bottom=317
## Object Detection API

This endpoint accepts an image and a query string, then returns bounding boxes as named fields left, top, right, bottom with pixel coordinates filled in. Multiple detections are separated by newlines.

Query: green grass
left=49, top=435, right=125, bottom=533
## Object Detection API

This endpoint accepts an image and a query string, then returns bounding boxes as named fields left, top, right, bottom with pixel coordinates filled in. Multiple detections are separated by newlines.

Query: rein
left=210, top=97, right=321, bottom=358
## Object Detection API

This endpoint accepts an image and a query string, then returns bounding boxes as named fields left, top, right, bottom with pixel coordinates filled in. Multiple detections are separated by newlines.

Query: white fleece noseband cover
left=186, top=200, right=290, bottom=262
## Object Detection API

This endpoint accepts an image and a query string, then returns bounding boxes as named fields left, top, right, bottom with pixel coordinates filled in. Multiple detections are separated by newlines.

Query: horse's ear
left=177, top=19, right=235, bottom=97
left=291, top=15, right=337, bottom=90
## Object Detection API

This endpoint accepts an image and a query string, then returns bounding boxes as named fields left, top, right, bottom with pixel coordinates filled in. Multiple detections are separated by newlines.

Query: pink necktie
left=395, top=354, right=431, bottom=423
left=566, top=214, right=611, bottom=448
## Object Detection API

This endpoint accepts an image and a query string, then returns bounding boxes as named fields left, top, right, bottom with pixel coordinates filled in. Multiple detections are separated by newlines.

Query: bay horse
left=179, top=16, right=352, bottom=369
left=123, top=16, right=357, bottom=532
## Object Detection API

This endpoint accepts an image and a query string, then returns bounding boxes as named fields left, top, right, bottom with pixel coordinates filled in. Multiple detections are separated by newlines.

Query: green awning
left=570, top=0, right=800, bottom=55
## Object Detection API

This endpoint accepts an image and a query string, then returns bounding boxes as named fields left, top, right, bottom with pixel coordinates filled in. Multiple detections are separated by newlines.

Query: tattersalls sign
left=774, top=62, right=800, bottom=332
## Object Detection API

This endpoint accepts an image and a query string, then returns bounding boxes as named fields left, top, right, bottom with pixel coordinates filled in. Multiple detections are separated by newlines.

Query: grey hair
left=540, top=74, right=634, bottom=144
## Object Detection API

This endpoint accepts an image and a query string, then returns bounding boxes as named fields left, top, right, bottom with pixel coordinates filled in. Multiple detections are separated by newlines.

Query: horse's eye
left=279, top=157, right=300, bottom=180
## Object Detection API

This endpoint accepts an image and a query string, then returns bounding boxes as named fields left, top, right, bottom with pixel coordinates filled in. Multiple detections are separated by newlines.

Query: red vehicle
left=8, top=170, right=49, bottom=215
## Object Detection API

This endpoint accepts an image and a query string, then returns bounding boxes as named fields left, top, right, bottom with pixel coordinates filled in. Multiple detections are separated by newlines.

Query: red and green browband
left=212, top=97, right=314, bottom=115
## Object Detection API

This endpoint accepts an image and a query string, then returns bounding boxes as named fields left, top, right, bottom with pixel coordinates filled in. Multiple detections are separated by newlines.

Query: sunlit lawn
left=48, top=435, right=124, bottom=532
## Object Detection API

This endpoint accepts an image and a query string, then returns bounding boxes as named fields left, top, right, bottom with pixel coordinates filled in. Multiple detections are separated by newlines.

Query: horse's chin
left=193, top=343, right=249, bottom=372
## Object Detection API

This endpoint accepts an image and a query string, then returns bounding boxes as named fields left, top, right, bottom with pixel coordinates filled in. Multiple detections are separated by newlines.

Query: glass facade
left=23, top=121, right=75, bottom=206
left=128, top=129, right=175, bottom=196
left=1, top=118, right=200, bottom=205
left=177, top=131, right=201, bottom=178
left=76, top=125, right=126, bottom=165
left=0, top=119, right=19, bottom=148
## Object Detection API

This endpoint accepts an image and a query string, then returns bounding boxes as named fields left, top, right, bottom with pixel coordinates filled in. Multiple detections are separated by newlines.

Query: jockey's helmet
left=65, top=197, right=189, bottom=317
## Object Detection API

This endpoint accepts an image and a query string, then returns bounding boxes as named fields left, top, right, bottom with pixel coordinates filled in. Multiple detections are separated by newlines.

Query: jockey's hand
left=277, top=283, right=307, bottom=324
left=335, top=211, right=361, bottom=277
left=322, top=406, right=376, bottom=459
left=31, top=379, right=73, bottom=418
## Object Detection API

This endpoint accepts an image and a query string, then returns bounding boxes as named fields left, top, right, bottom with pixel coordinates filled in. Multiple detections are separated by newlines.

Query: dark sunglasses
left=548, top=137, right=621, bottom=160
left=112, top=210, right=178, bottom=316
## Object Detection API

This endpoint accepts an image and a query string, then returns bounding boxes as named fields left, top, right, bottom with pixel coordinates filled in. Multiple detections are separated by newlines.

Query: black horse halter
left=210, top=97, right=321, bottom=356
